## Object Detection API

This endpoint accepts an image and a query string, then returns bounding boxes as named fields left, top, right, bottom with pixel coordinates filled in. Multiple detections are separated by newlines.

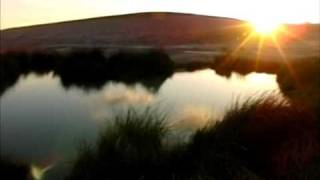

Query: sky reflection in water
left=0, top=69, right=281, bottom=167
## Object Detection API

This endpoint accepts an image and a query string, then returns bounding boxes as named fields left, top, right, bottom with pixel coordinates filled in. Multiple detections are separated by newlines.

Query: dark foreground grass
left=67, top=96, right=320, bottom=180
left=1, top=157, right=30, bottom=180
left=195, top=97, right=319, bottom=179
left=66, top=108, right=183, bottom=180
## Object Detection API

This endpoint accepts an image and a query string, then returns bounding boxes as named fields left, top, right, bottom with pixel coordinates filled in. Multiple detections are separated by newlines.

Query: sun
left=249, top=20, right=283, bottom=36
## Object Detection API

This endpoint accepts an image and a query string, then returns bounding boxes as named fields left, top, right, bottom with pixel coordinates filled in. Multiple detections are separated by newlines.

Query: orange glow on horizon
left=1, top=0, right=319, bottom=29
left=249, top=21, right=284, bottom=36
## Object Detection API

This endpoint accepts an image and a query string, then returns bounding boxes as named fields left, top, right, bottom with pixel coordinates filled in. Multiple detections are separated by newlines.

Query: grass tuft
left=64, top=96, right=320, bottom=180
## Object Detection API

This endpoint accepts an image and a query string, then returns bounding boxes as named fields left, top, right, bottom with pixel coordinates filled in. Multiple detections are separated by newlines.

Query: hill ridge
left=0, top=12, right=247, bottom=52
left=1, top=12, right=243, bottom=31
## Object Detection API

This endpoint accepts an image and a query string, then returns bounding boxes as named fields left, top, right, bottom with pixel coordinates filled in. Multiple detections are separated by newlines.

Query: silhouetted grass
left=193, top=96, right=319, bottom=179
left=67, top=95, right=320, bottom=180
left=67, top=108, right=177, bottom=180
left=304, top=156, right=320, bottom=180
left=1, top=157, right=30, bottom=180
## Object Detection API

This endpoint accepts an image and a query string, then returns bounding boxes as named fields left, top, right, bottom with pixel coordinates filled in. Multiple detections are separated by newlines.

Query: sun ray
left=221, top=23, right=251, bottom=30
left=213, top=28, right=254, bottom=69
left=279, top=27, right=318, bottom=49
left=271, top=35, right=301, bottom=88
left=255, top=36, right=265, bottom=70
left=230, top=32, right=254, bottom=57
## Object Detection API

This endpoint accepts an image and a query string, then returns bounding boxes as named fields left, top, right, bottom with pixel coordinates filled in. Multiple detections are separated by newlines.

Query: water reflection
left=102, top=83, right=154, bottom=105
left=0, top=68, right=282, bottom=179
left=158, top=70, right=280, bottom=118
left=1, top=49, right=319, bottom=179
left=89, top=83, right=155, bottom=121
left=172, top=105, right=212, bottom=131
left=1, top=69, right=278, bottom=164
left=0, top=74, right=97, bottom=165
left=0, top=50, right=174, bottom=96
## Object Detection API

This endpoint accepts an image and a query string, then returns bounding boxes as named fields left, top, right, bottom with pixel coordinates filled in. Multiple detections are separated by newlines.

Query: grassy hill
left=1, top=12, right=319, bottom=61
left=0, top=12, right=246, bottom=51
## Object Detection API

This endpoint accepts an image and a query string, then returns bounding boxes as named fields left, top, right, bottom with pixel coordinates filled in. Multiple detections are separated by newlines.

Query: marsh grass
left=1, top=95, right=318, bottom=180
left=1, top=157, right=30, bottom=180
left=67, top=108, right=180, bottom=180
left=67, top=95, right=320, bottom=180
left=193, top=96, right=319, bottom=179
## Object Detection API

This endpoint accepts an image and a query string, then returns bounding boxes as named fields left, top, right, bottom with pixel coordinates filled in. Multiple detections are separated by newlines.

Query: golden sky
left=1, top=0, right=319, bottom=29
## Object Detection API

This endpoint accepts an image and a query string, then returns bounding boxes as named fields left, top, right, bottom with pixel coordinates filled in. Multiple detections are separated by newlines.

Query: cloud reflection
left=172, top=105, right=215, bottom=131
left=103, top=83, right=154, bottom=105
left=90, top=83, right=155, bottom=121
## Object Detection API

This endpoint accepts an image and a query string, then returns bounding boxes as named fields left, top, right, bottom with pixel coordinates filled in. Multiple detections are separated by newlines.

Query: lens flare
left=250, top=20, right=283, bottom=35
left=31, top=164, right=54, bottom=180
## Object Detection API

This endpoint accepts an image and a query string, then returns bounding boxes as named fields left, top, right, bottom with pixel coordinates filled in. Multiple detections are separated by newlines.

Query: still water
left=0, top=69, right=281, bottom=174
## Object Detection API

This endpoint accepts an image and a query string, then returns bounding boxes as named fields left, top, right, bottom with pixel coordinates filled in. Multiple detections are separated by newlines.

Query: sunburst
left=250, top=21, right=283, bottom=36
left=225, top=20, right=300, bottom=86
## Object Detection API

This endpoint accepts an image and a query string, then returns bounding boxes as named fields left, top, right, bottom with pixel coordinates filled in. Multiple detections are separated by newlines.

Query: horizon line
left=1, top=11, right=319, bottom=31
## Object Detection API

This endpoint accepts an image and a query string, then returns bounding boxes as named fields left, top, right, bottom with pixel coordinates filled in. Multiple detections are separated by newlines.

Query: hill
left=1, top=12, right=319, bottom=62
left=0, top=12, right=246, bottom=52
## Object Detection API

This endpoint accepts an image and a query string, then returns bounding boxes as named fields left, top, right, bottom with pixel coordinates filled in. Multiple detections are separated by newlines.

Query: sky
left=1, top=0, right=319, bottom=29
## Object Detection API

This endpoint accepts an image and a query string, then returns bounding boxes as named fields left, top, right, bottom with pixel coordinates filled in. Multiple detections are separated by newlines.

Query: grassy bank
left=67, top=96, right=320, bottom=180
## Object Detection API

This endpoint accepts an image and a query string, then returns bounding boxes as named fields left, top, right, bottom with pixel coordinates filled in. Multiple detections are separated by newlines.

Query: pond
left=0, top=68, right=282, bottom=178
